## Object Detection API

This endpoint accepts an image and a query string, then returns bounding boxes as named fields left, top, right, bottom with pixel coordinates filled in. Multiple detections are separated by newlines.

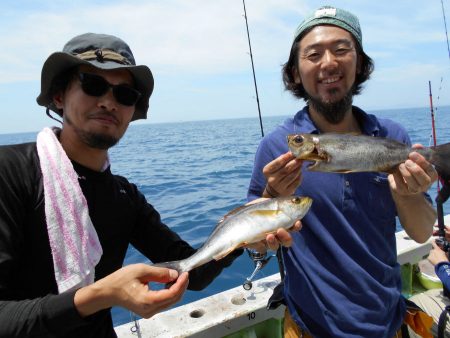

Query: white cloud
left=0, top=0, right=449, bottom=134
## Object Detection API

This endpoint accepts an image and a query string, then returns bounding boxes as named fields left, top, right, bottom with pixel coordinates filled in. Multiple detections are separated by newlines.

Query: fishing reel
left=242, top=249, right=276, bottom=290
left=436, top=237, right=450, bottom=253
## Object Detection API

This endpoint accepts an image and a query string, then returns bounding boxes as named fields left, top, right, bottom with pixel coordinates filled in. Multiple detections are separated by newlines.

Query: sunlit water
left=0, top=106, right=449, bottom=326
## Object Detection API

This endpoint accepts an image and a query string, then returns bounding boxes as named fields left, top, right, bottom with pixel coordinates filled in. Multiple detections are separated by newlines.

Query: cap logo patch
left=315, top=7, right=336, bottom=17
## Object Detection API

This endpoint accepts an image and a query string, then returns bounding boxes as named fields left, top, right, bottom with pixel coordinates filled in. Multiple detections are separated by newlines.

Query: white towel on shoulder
left=36, top=127, right=103, bottom=293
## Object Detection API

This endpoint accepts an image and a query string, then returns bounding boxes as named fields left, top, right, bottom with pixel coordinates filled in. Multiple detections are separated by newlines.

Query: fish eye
left=292, top=197, right=300, bottom=203
left=294, top=136, right=303, bottom=144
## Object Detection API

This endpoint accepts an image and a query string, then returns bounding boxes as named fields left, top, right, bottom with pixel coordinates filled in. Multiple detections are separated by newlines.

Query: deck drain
left=231, top=295, right=246, bottom=305
left=190, top=309, right=205, bottom=318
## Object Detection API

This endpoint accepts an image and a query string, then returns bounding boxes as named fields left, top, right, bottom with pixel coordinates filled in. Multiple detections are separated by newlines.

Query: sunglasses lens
left=79, top=73, right=109, bottom=96
left=113, top=86, right=141, bottom=106
left=79, top=73, right=141, bottom=106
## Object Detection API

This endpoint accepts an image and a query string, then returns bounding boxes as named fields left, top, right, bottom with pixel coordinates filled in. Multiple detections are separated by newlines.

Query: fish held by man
left=153, top=196, right=313, bottom=273
left=287, top=133, right=450, bottom=174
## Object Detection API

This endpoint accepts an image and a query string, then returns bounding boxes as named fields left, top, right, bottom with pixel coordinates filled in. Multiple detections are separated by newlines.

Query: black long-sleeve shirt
left=0, top=142, right=242, bottom=337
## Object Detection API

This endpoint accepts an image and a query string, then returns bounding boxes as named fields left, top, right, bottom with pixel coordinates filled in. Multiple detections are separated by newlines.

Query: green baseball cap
left=293, top=6, right=363, bottom=49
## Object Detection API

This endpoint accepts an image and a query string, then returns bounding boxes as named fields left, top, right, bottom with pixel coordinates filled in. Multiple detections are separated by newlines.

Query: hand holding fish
left=74, top=264, right=189, bottom=319
left=388, top=147, right=438, bottom=196
left=264, top=225, right=301, bottom=250
left=262, top=152, right=303, bottom=197
left=244, top=197, right=302, bottom=253
left=286, top=133, right=448, bottom=243
left=388, top=148, right=438, bottom=243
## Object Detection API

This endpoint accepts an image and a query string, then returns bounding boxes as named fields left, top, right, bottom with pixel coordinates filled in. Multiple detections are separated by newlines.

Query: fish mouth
left=287, top=134, right=329, bottom=164
left=298, top=147, right=330, bottom=171
left=296, top=147, right=327, bottom=163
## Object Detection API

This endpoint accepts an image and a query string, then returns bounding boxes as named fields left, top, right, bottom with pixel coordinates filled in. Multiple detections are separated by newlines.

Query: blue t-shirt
left=248, top=106, right=411, bottom=338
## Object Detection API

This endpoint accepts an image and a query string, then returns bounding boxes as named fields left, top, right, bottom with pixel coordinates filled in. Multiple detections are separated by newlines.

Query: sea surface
left=0, top=106, right=449, bottom=327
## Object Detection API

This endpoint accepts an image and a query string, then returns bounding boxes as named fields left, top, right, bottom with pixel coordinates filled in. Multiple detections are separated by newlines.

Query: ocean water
left=0, top=106, right=449, bottom=327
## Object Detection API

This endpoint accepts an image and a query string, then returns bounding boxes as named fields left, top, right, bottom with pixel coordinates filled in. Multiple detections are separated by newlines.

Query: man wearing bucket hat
left=247, top=6, right=437, bottom=338
left=0, top=33, right=297, bottom=337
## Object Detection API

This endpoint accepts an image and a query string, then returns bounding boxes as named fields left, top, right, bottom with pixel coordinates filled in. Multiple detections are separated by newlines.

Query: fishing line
left=441, top=0, right=450, bottom=62
left=241, top=0, right=289, bottom=283
left=242, top=0, right=264, bottom=137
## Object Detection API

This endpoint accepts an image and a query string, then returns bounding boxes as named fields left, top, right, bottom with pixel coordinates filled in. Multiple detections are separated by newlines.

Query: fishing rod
left=242, top=0, right=264, bottom=138
left=430, top=0, right=450, bottom=250
left=429, top=81, right=438, bottom=149
left=429, top=81, right=445, bottom=245
left=429, top=80, right=450, bottom=250
left=241, top=0, right=288, bottom=289
left=441, top=0, right=450, bottom=62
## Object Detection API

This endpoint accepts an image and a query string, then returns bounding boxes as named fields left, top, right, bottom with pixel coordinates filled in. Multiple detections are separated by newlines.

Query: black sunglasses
left=78, top=72, right=142, bottom=106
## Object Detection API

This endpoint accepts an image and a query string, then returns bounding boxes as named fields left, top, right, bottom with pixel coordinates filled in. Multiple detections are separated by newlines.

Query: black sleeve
left=0, top=144, right=101, bottom=337
left=129, top=187, right=243, bottom=291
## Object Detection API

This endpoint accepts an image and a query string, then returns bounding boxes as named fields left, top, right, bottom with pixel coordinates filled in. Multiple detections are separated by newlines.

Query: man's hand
left=433, top=225, right=450, bottom=241
left=74, top=264, right=189, bottom=319
left=428, top=240, right=449, bottom=266
left=246, top=223, right=302, bottom=253
left=388, top=146, right=437, bottom=243
left=262, top=152, right=303, bottom=197
left=388, top=146, right=438, bottom=196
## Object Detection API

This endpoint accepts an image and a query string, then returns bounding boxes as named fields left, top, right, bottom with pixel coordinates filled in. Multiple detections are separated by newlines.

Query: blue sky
left=1, top=0, right=449, bottom=134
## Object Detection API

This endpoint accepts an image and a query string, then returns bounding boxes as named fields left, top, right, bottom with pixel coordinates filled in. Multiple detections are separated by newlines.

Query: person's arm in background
left=428, top=240, right=450, bottom=293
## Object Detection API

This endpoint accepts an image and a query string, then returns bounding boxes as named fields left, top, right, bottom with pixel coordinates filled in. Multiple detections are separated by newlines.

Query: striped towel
left=36, top=127, right=103, bottom=293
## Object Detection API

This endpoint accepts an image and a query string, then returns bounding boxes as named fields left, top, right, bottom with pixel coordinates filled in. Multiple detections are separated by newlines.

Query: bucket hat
left=36, top=32, right=154, bottom=121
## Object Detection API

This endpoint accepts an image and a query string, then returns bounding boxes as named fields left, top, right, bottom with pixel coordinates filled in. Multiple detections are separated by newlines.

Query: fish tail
left=431, top=142, right=450, bottom=177
left=152, top=260, right=185, bottom=274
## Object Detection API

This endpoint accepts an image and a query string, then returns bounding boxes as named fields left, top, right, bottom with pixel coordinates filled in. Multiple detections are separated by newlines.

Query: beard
left=65, top=115, right=119, bottom=150
left=306, top=87, right=354, bottom=124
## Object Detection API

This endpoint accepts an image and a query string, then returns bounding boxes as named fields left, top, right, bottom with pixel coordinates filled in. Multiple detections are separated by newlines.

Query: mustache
left=88, top=112, right=119, bottom=124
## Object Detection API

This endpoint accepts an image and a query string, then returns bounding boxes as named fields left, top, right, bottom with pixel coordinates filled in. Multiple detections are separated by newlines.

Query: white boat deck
left=115, top=273, right=283, bottom=338
left=115, top=215, right=449, bottom=338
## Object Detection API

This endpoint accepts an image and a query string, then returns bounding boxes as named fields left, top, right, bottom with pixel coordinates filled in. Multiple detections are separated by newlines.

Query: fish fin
left=431, top=142, right=450, bottom=177
left=219, top=201, right=265, bottom=222
left=249, top=210, right=283, bottom=216
left=213, top=246, right=241, bottom=260
left=152, top=260, right=185, bottom=273
left=218, top=207, right=243, bottom=223
left=328, top=131, right=362, bottom=136
left=332, top=169, right=354, bottom=173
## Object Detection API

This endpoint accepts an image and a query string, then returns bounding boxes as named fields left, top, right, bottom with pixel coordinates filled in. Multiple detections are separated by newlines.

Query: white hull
left=115, top=216, right=449, bottom=338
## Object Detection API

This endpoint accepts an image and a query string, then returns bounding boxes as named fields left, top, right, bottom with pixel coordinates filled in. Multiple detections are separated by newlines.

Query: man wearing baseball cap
left=0, top=32, right=297, bottom=337
left=247, top=6, right=437, bottom=337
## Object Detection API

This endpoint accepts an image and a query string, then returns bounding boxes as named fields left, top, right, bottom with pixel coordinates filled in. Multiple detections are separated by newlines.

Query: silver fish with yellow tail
left=287, top=133, right=450, bottom=175
left=154, top=196, right=312, bottom=273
